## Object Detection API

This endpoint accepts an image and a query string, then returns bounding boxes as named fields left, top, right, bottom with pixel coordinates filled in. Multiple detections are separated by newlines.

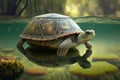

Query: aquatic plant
left=0, top=55, right=24, bottom=80
left=69, top=61, right=119, bottom=78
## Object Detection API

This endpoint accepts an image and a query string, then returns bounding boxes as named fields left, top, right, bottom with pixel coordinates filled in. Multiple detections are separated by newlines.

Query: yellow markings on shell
left=41, top=20, right=54, bottom=33
left=30, top=21, right=40, bottom=34
left=61, top=22, right=70, bottom=30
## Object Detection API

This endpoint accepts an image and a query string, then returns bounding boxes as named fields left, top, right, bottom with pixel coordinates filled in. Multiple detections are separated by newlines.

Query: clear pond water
left=0, top=17, right=120, bottom=80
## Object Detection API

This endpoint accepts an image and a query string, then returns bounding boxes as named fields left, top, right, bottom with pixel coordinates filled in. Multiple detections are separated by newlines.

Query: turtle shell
left=20, top=13, right=83, bottom=41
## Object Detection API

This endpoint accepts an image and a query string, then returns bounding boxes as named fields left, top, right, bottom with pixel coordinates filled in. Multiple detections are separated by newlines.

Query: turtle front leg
left=17, top=38, right=26, bottom=55
left=84, top=41, right=92, bottom=50
left=57, top=38, right=72, bottom=56
left=77, top=41, right=92, bottom=68
left=84, top=41, right=92, bottom=58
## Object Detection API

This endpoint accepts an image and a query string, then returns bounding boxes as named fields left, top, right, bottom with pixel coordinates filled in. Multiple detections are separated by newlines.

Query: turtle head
left=78, top=30, right=95, bottom=43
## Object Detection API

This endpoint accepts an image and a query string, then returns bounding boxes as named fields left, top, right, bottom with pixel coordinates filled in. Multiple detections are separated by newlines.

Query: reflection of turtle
left=17, top=13, right=95, bottom=56
left=25, top=47, right=91, bottom=68
left=25, top=47, right=80, bottom=67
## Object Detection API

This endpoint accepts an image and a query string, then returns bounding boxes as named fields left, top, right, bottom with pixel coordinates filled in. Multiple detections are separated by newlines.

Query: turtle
left=17, top=13, right=95, bottom=56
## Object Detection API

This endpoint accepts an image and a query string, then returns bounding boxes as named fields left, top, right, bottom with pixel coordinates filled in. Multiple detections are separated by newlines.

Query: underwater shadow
left=24, top=47, right=91, bottom=68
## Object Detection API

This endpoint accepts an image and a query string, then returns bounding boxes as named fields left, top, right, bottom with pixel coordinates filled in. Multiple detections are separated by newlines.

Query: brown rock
left=24, top=68, right=45, bottom=76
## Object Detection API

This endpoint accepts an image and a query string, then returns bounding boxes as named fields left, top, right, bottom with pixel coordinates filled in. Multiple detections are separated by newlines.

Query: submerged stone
left=1, top=47, right=15, bottom=53
left=24, top=67, right=45, bottom=76
left=93, top=53, right=119, bottom=61
left=92, top=53, right=120, bottom=70
left=69, top=61, right=119, bottom=78
left=0, top=55, right=24, bottom=80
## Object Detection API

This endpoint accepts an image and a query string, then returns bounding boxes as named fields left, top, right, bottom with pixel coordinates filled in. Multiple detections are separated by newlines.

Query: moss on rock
left=69, top=61, right=119, bottom=78
left=0, top=55, right=24, bottom=80
left=93, top=53, right=119, bottom=61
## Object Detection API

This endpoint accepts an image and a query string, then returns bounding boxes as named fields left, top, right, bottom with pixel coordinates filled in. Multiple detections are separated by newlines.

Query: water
left=0, top=17, right=120, bottom=80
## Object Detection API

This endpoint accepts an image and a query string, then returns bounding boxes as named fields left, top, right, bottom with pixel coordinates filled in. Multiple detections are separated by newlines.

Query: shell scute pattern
left=20, top=13, right=82, bottom=41
left=40, top=19, right=57, bottom=36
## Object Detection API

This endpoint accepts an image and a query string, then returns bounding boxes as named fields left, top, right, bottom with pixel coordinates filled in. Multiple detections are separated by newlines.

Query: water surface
left=0, top=17, right=120, bottom=80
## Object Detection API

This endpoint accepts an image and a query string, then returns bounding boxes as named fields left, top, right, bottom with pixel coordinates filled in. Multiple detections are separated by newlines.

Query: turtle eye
left=85, top=31, right=92, bottom=35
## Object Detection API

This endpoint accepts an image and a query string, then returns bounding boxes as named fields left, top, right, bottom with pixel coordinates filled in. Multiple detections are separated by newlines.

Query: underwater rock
left=92, top=53, right=120, bottom=69
left=0, top=55, right=24, bottom=80
left=1, top=47, right=15, bottom=53
left=24, top=47, right=81, bottom=67
left=92, top=53, right=119, bottom=61
left=24, top=67, right=45, bottom=76
left=69, top=61, right=119, bottom=79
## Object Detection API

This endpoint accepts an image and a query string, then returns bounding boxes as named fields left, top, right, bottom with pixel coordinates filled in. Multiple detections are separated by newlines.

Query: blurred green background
left=0, top=0, right=120, bottom=17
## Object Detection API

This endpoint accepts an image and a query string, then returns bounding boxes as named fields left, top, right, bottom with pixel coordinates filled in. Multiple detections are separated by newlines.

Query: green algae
left=69, top=61, right=119, bottom=78
left=93, top=53, right=119, bottom=60
left=0, top=55, right=24, bottom=80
